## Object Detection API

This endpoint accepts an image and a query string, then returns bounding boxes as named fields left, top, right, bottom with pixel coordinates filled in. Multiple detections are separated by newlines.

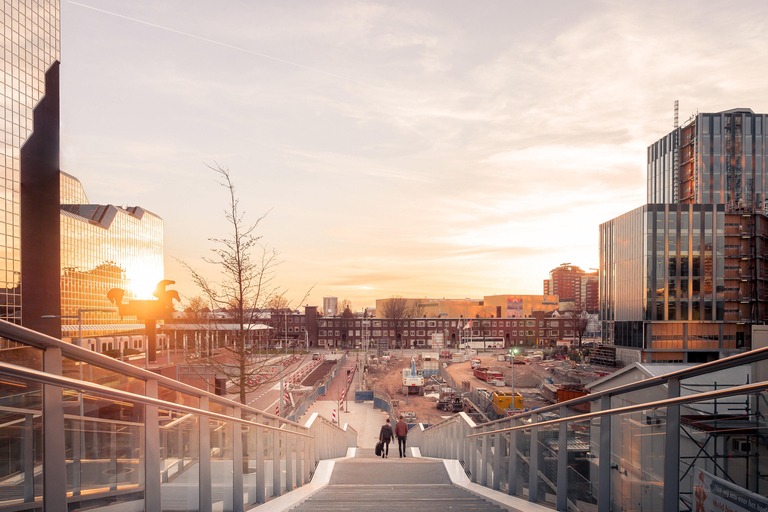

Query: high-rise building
left=544, top=264, right=598, bottom=313
left=648, top=108, right=768, bottom=210
left=323, top=297, right=338, bottom=317
left=601, top=108, right=768, bottom=364
left=2, top=1, right=61, bottom=334
left=59, top=172, right=164, bottom=340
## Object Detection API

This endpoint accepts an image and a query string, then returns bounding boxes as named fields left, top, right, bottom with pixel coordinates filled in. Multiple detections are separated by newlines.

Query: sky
left=59, top=0, right=768, bottom=311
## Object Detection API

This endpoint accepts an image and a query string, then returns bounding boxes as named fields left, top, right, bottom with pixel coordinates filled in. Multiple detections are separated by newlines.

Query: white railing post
left=286, top=426, right=294, bottom=492
left=493, top=429, right=501, bottom=490
left=233, top=407, right=243, bottom=512
left=199, top=396, right=212, bottom=512
left=271, top=429, right=281, bottom=496
left=557, top=405, right=567, bottom=511
left=255, top=418, right=265, bottom=504
left=663, top=378, right=681, bottom=512
left=481, top=425, right=490, bottom=486
left=598, top=395, right=611, bottom=512
left=43, top=347, right=66, bottom=512
left=145, top=379, right=161, bottom=512
left=508, top=422, right=517, bottom=496
left=529, top=414, right=539, bottom=503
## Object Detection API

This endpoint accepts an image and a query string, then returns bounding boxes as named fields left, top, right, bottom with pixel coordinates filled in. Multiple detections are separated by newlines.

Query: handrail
left=0, top=361, right=313, bottom=437
left=466, top=378, right=768, bottom=437
left=476, top=345, right=768, bottom=425
left=0, top=319, right=306, bottom=428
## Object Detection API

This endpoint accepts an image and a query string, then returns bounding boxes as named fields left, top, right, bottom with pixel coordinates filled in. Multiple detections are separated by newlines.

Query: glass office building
left=648, top=108, right=768, bottom=209
left=60, top=172, right=164, bottom=338
left=1, top=0, right=60, bottom=329
left=601, top=203, right=765, bottom=363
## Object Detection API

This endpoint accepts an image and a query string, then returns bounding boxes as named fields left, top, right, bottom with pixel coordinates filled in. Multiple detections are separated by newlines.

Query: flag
left=464, top=320, right=472, bottom=330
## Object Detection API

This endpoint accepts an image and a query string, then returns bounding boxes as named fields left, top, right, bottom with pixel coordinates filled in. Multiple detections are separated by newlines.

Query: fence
left=0, top=320, right=356, bottom=512
left=372, top=389, right=397, bottom=423
left=409, top=347, right=768, bottom=512
left=286, top=353, right=347, bottom=423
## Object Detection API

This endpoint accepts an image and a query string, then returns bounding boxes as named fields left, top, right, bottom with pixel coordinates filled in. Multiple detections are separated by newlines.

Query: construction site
left=362, top=348, right=618, bottom=425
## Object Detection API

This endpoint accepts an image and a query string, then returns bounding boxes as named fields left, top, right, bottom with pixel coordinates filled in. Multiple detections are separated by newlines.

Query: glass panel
left=537, top=423, right=558, bottom=507
left=518, top=427, right=531, bottom=499
left=0, top=377, right=43, bottom=506
left=567, top=417, right=595, bottom=509
left=67, top=397, right=145, bottom=511
left=159, top=411, right=199, bottom=512
left=210, top=418, right=233, bottom=512
left=609, top=408, right=666, bottom=511
left=242, top=423, right=260, bottom=507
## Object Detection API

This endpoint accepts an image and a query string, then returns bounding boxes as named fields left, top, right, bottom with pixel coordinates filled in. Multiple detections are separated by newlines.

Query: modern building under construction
left=601, top=106, right=768, bottom=364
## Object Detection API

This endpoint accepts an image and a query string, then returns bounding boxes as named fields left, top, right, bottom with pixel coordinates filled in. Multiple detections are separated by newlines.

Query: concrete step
left=291, top=484, right=506, bottom=511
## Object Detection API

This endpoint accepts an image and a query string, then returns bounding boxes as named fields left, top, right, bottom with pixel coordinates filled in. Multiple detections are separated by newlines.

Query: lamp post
left=508, top=347, right=518, bottom=410
left=42, top=308, right=117, bottom=348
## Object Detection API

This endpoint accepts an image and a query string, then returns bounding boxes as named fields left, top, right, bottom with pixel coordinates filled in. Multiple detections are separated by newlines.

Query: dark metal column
left=663, top=378, right=681, bottom=512
left=598, top=395, right=612, bottom=512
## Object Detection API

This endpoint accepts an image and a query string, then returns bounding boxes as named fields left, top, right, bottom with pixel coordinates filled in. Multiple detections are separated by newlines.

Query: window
left=373, top=330, right=381, bottom=336
left=417, top=320, right=425, bottom=327
left=526, top=321, right=534, bottom=327
left=417, top=330, right=425, bottom=336
left=427, top=321, right=436, bottom=327
left=525, top=330, right=534, bottom=336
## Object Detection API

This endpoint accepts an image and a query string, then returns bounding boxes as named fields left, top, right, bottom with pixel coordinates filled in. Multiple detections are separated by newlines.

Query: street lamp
left=42, top=308, right=117, bottom=348
left=508, top=347, right=518, bottom=410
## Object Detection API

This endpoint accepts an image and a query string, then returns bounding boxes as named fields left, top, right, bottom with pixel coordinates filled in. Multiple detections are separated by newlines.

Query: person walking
left=395, top=414, right=408, bottom=458
left=379, top=418, right=394, bottom=458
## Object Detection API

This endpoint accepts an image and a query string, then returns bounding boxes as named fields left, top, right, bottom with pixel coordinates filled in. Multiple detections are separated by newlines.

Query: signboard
left=693, top=468, right=768, bottom=512
left=506, top=298, right=523, bottom=318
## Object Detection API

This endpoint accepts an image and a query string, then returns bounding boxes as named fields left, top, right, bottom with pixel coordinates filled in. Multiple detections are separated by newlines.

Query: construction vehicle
left=473, top=367, right=504, bottom=382
left=402, top=357, right=425, bottom=395
left=490, top=390, right=524, bottom=417
left=436, top=387, right=463, bottom=412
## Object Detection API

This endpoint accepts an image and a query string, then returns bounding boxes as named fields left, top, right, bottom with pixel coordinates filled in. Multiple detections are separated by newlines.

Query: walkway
left=300, top=356, right=387, bottom=449
left=290, top=449, right=507, bottom=512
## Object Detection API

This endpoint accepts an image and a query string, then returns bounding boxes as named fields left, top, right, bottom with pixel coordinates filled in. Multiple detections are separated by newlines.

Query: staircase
left=289, top=449, right=505, bottom=512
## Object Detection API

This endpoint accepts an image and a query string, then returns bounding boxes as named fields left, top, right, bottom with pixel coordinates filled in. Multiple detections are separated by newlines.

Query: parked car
left=312, top=353, right=322, bottom=360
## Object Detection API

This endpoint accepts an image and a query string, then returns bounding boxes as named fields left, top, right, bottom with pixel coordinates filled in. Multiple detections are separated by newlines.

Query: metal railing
left=0, top=320, right=356, bottom=512
left=409, top=346, right=768, bottom=512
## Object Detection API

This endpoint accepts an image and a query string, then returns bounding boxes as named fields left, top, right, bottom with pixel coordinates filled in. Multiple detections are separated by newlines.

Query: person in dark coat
left=395, top=414, right=409, bottom=457
left=379, top=418, right=394, bottom=458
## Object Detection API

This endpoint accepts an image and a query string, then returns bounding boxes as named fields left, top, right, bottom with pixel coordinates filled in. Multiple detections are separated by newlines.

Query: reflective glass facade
left=1, top=0, right=60, bottom=322
left=601, top=204, right=762, bottom=362
left=648, top=109, right=768, bottom=210
left=60, top=173, right=164, bottom=337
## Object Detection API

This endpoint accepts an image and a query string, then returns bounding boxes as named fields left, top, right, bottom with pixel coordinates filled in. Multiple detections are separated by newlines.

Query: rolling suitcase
left=375, top=441, right=383, bottom=456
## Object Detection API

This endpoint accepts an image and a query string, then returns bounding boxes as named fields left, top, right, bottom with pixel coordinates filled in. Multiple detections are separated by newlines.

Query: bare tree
left=379, top=296, right=419, bottom=349
left=569, top=309, right=592, bottom=350
left=339, top=298, right=353, bottom=315
left=178, top=163, right=286, bottom=404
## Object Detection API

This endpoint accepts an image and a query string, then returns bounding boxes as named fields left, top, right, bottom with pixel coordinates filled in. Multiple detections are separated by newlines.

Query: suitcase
left=375, top=441, right=383, bottom=456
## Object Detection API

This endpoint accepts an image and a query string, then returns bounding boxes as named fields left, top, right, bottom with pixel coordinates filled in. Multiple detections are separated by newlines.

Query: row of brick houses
left=300, top=308, right=584, bottom=349
left=163, top=305, right=594, bottom=351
